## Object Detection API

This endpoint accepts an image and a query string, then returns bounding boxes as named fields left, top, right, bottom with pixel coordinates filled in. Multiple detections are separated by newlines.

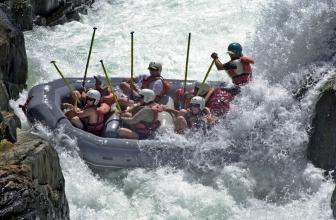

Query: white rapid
left=11, top=0, right=336, bottom=219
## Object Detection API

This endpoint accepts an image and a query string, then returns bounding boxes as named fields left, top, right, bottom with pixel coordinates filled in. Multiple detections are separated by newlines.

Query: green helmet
left=227, top=43, right=242, bottom=56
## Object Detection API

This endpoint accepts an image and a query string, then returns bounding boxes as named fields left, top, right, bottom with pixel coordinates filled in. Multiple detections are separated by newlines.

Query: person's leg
left=70, top=116, right=84, bottom=129
left=117, top=128, right=139, bottom=139
left=175, top=116, right=188, bottom=134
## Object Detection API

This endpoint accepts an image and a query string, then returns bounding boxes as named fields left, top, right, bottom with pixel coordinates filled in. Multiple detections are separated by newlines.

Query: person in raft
left=117, top=89, right=163, bottom=140
left=211, top=42, right=254, bottom=86
left=119, top=62, right=170, bottom=102
left=174, top=83, right=234, bottom=117
left=174, top=83, right=214, bottom=110
left=63, top=89, right=110, bottom=136
left=164, top=96, right=214, bottom=134
left=70, top=75, right=116, bottom=108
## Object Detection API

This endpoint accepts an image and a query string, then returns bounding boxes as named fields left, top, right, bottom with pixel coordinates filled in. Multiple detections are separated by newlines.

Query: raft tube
left=26, top=77, right=241, bottom=169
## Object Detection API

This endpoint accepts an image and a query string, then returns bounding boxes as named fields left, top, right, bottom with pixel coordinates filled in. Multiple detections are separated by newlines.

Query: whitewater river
left=11, top=0, right=336, bottom=219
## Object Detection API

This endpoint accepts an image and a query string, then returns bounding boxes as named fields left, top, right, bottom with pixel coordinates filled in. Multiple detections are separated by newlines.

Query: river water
left=11, top=0, right=336, bottom=219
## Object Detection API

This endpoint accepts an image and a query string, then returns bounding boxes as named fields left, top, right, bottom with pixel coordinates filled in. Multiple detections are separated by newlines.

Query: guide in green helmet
left=227, top=43, right=243, bottom=57
left=211, top=42, right=254, bottom=86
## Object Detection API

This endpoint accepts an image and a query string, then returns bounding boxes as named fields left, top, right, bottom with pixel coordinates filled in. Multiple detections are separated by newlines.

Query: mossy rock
left=308, top=76, right=336, bottom=170
left=0, top=139, right=15, bottom=152
left=319, top=76, right=336, bottom=94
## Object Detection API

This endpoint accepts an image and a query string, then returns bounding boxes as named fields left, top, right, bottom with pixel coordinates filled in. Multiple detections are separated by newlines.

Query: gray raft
left=26, top=77, right=241, bottom=170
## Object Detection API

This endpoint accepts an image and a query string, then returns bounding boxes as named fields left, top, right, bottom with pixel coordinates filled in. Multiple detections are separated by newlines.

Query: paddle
left=51, top=61, right=79, bottom=107
left=51, top=61, right=74, bottom=94
left=130, top=31, right=135, bottom=84
left=82, top=27, right=97, bottom=88
left=99, top=60, right=122, bottom=113
left=196, top=60, right=215, bottom=96
left=184, top=33, right=191, bottom=93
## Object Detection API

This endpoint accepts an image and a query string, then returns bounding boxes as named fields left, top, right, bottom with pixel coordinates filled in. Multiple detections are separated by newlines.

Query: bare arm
left=162, top=107, right=180, bottom=116
left=214, top=58, right=225, bottom=70
left=121, top=108, right=154, bottom=125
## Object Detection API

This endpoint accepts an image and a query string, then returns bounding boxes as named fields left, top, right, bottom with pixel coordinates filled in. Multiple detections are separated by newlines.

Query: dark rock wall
left=0, top=7, right=27, bottom=103
left=1, top=0, right=94, bottom=30
left=0, top=1, right=77, bottom=218
left=0, top=132, right=69, bottom=220
left=0, top=7, right=26, bottom=142
left=307, top=89, right=336, bottom=171
left=306, top=77, right=336, bottom=219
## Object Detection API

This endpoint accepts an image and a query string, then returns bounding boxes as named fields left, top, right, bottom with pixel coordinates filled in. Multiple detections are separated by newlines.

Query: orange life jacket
left=227, top=56, right=254, bottom=85
left=141, top=76, right=170, bottom=97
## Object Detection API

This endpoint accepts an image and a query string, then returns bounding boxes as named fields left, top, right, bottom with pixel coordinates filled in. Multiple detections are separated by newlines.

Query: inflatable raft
left=26, top=77, right=241, bottom=169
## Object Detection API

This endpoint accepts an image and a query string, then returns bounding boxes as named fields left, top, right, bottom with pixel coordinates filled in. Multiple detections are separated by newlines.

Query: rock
left=307, top=77, right=336, bottom=170
left=34, top=15, right=47, bottom=26
left=44, top=3, right=71, bottom=26
left=0, top=81, right=9, bottom=111
left=0, top=139, right=14, bottom=152
left=30, top=0, right=59, bottom=16
left=0, top=132, right=69, bottom=220
left=0, top=7, right=28, bottom=98
left=1, top=111, right=21, bottom=143
left=1, top=0, right=94, bottom=30
left=332, top=187, right=336, bottom=218
left=11, top=0, right=34, bottom=30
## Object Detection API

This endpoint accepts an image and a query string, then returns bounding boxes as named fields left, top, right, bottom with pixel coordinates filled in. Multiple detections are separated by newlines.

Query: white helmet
left=190, top=96, right=205, bottom=110
left=139, top=89, right=156, bottom=103
left=86, top=89, right=101, bottom=105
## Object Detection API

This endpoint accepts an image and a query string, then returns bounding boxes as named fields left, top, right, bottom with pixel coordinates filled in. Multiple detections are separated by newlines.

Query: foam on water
left=11, top=0, right=336, bottom=219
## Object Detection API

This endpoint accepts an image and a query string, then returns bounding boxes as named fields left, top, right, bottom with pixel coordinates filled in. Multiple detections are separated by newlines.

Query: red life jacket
left=227, top=56, right=254, bottom=86
left=133, top=104, right=163, bottom=137
left=84, top=104, right=107, bottom=136
left=141, top=76, right=170, bottom=97
left=206, top=88, right=234, bottom=116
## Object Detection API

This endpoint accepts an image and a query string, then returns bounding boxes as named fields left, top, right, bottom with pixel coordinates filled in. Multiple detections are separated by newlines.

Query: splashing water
left=10, top=0, right=336, bottom=219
